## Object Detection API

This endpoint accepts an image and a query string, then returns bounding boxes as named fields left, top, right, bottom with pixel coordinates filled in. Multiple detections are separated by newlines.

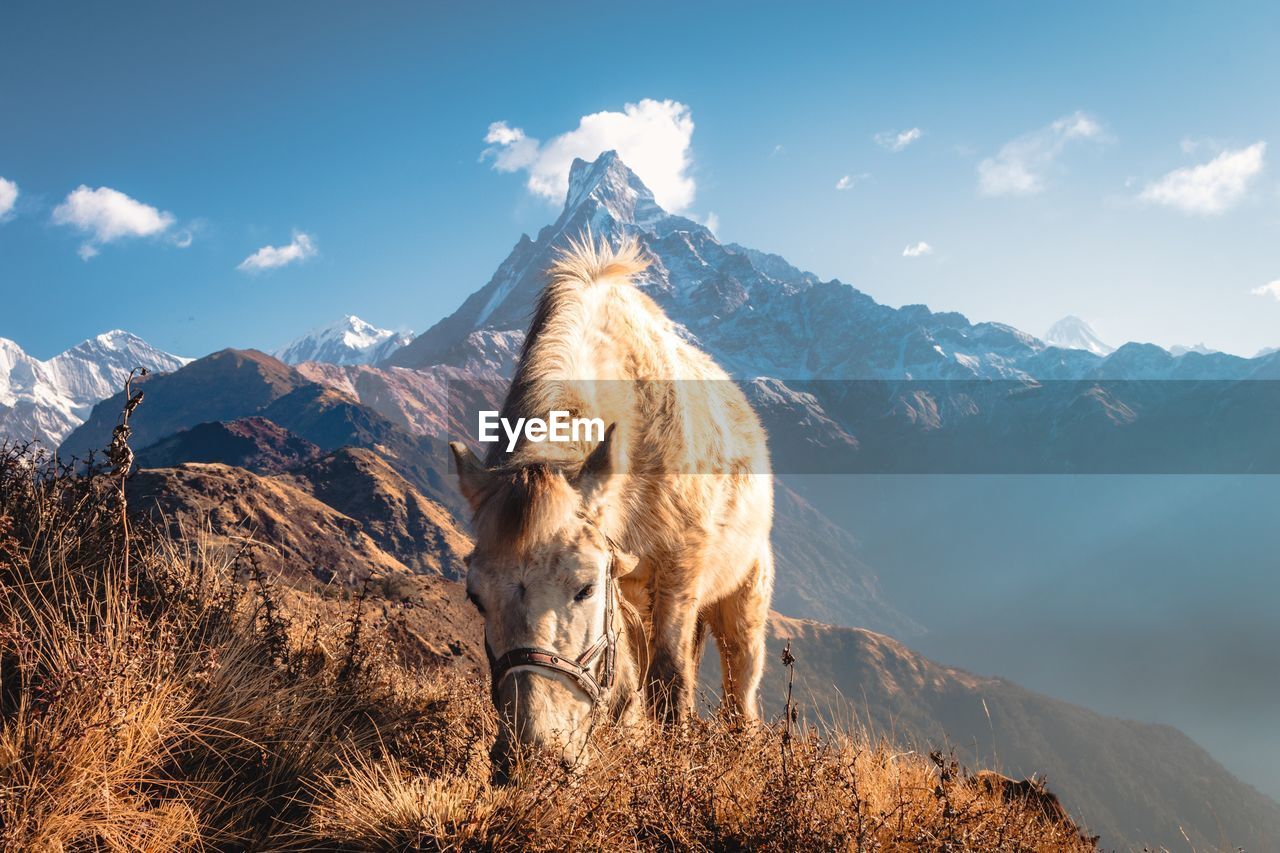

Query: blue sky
left=3, top=1, right=1280, bottom=359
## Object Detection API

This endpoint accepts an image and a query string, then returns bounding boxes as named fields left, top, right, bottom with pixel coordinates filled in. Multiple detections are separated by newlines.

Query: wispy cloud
left=978, top=112, right=1104, bottom=196
left=0, top=177, right=17, bottom=220
left=834, top=173, right=870, bottom=191
left=1251, top=280, right=1280, bottom=301
left=238, top=231, right=317, bottom=272
left=1139, top=142, right=1266, bottom=215
left=482, top=98, right=696, bottom=212
left=51, top=185, right=175, bottom=259
left=875, top=128, right=922, bottom=152
left=703, top=211, right=720, bottom=236
left=902, top=241, right=933, bottom=258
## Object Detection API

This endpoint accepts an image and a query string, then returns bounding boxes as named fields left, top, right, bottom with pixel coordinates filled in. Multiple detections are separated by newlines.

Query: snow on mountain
left=1044, top=316, right=1115, bottom=357
left=390, top=151, right=1054, bottom=381
left=1168, top=342, right=1217, bottom=357
left=0, top=331, right=190, bottom=447
left=388, top=149, right=1280, bottom=400
left=274, top=315, right=413, bottom=366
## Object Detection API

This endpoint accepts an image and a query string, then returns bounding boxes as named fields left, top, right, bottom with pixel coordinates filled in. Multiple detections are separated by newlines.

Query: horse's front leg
left=646, top=572, right=701, bottom=724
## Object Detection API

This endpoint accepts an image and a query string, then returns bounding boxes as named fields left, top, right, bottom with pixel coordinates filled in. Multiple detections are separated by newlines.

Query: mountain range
left=274, top=314, right=413, bottom=366
left=362, top=151, right=1280, bottom=480
left=0, top=331, right=188, bottom=447
left=388, top=150, right=1278, bottom=383
left=7, top=157, right=1275, bottom=453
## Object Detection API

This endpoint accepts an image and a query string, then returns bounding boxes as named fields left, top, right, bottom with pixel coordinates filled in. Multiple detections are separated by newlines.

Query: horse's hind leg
left=707, top=547, right=773, bottom=721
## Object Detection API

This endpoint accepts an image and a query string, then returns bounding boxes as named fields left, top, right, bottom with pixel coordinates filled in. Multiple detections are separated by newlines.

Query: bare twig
left=780, top=639, right=796, bottom=785
left=105, top=367, right=147, bottom=579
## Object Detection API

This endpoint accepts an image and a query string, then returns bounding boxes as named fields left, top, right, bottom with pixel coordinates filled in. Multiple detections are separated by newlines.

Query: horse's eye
left=574, top=584, right=595, bottom=602
left=467, top=592, right=485, bottom=614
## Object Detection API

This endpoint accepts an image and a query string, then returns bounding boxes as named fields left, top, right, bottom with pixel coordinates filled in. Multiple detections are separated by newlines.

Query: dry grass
left=302, top=707, right=1096, bottom=852
left=0, top=442, right=1094, bottom=851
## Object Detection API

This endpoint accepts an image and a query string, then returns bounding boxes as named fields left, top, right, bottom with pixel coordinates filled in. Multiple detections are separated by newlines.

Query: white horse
left=451, top=235, right=774, bottom=776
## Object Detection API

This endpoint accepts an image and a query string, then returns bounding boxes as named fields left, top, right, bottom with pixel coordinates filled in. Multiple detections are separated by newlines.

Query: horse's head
left=450, top=426, right=638, bottom=781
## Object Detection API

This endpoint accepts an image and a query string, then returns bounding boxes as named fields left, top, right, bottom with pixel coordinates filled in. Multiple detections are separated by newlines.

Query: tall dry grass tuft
left=0, top=440, right=1094, bottom=851
left=0, top=440, right=437, bottom=850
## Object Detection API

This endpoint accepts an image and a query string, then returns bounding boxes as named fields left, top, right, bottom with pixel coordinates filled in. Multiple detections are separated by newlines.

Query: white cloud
left=483, top=121, right=540, bottom=171
left=978, top=112, right=1104, bottom=196
left=52, top=185, right=175, bottom=258
left=875, top=128, right=923, bottom=152
left=484, top=121, right=525, bottom=147
left=902, top=241, right=933, bottom=257
left=482, top=98, right=697, bottom=212
left=704, top=212, right=720, bottom=236
left=238, top=231, right=317, bottom=272
left=0, top=177, right=17, bottom=220
left=1251, top=280, right=1280, bottom=301
left=835, top=173, right=869, bottom=191
left=1139, top=142, right=1266, bottom=215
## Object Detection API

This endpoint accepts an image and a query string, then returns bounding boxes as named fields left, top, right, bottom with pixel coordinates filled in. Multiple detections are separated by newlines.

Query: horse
left=450, top=233, right=774, bottom=778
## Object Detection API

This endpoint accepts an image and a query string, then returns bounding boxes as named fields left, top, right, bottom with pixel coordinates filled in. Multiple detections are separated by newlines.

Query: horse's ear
left=449, top=441, right=490, bottom=511
left=574, top=422, right=626, bottom=510
left=579, top=422, right=622, bottom=479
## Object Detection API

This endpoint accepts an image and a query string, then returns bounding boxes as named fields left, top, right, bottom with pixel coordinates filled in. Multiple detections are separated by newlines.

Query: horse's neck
left=517, top=301, right=592, bottom=388
left=519, top=285, right=617, bottom=388
left=501, top=285, right=628, bottom=430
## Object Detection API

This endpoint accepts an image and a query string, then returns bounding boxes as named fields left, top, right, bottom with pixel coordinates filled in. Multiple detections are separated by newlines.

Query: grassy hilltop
left=0, top=440, right=1091, bottom=851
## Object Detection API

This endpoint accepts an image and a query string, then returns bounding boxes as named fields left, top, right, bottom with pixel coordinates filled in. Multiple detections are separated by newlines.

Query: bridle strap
left=489, top=632, right=609, bottom=704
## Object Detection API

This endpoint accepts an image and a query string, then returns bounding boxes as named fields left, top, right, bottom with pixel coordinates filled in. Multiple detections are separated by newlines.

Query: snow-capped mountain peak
left=561, top=150, right=669, bottom=230
left=1043, top=316, right=1115, bottom=357
left=1, top=332, right=189, bottom=447
left=389, top=152, right=1269, bottom=384
left=391, top=151, right=1053, bottom=380
left=1168, top=342, right=1217, bottom=357
left=274, top=315, right=413, bottom=367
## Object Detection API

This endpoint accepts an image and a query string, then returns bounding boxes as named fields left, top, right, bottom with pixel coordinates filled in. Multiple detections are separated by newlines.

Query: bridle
left=485, top=535, right=620, bottom=709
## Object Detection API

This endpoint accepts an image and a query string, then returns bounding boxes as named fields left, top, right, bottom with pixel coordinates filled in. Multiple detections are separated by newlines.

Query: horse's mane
left=474, top=233, right=649, bottom=549
left=548, top=231, right=648, bottom=291
left=517, top=232, right=648, bottom=371
left=468, top=461, right=580, bottom=557
left=486, top=233, right=649, bottom=470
